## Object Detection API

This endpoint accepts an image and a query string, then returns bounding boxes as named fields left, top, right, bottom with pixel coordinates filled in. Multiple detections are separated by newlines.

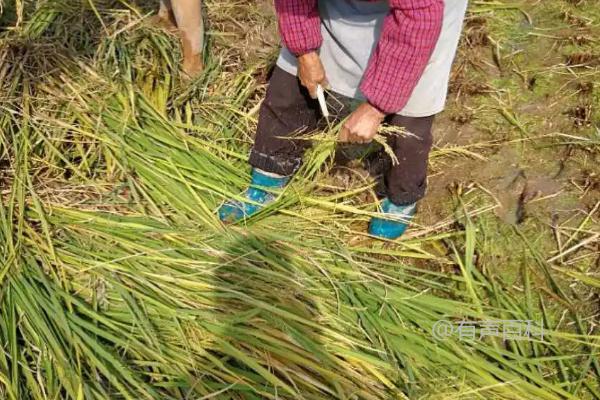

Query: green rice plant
left=1, top=0, right=599, bottom=399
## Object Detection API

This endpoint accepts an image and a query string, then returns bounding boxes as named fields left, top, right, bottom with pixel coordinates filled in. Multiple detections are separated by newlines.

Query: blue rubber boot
left=368, top=198, right=417, bottom=240
left=218, top=169, right=290, bottom=223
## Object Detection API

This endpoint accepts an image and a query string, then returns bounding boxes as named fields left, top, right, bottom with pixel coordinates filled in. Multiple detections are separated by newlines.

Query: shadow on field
left=211, top=232, right=328, bottom=399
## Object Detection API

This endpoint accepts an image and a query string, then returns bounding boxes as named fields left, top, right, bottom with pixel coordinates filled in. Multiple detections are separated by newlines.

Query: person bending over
left=220, top=0, right=468, bottom=240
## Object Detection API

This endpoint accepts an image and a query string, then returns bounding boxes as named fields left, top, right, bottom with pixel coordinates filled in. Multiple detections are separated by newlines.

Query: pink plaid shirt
left=274, top=0, right=444, bottom=114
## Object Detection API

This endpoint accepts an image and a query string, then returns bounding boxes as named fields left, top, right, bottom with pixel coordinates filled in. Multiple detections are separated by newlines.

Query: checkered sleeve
left=274, top=0, right=323, bottom=56
left=360, top=0, right=444, bottom=114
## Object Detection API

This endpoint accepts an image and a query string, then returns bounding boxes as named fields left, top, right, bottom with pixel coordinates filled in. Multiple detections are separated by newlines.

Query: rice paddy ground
left=0, top=0, right=599, bottom=399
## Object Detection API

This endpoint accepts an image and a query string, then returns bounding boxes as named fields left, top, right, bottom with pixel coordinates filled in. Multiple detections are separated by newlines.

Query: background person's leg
left=384, top=115, right=436, bottom=206
left=170, top=0, right=205, bottom=78
left=158, top=0, right=173, bottom=22
left=249, top=66, right=321, bottom=176
left=153, top=0, right=177, bottom=28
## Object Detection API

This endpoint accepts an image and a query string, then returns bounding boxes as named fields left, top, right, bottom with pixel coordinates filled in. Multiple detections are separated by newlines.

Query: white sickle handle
left=316, top=84, right=329, bottom=118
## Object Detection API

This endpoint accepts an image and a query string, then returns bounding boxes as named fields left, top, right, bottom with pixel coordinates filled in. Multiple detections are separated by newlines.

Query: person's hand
left=339, top=102, right=386, bottom=143
left=297, top=51, right=329, bottom=99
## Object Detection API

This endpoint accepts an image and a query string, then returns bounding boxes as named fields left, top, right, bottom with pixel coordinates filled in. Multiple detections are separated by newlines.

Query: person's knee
left=387, top=114, right=435, bottom=153
left=389, top=115, right=434, bottom=138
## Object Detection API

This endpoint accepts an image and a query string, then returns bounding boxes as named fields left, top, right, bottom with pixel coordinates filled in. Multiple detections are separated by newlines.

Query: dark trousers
left=249, top=67, right=435, bottom=206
